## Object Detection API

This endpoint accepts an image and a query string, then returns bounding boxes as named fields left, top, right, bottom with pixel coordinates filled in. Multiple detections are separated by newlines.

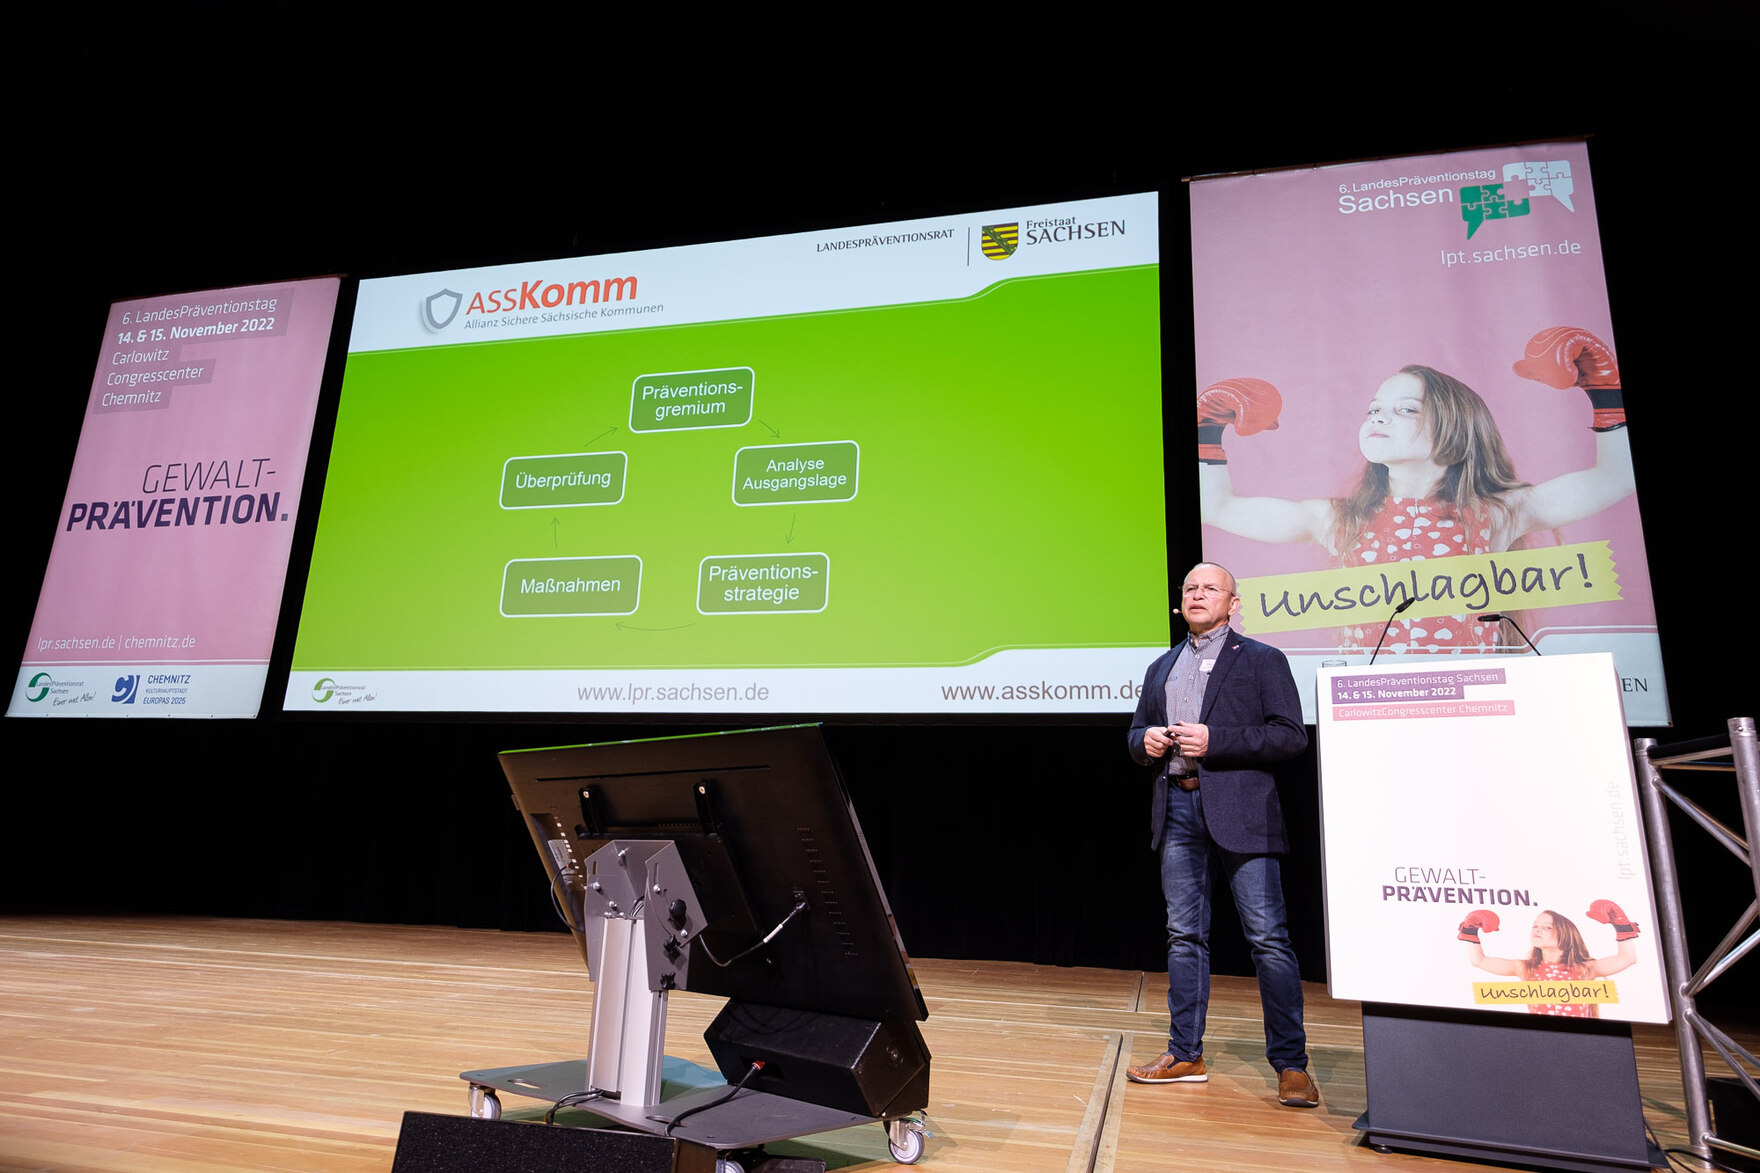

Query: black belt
left=1169, top=771, right=1200, bottom=791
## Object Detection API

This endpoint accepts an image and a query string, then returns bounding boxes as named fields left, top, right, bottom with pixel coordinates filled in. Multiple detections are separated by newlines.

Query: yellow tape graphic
left=1472, top=979, right=1620, bottom=1007
left=1238, top=541, right=1621, bottom=635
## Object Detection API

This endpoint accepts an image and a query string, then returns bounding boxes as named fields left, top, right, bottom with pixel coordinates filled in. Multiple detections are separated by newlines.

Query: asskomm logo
left=422, top=289, right=464, bottom=332
left=419, top=274, right=642, bottom=330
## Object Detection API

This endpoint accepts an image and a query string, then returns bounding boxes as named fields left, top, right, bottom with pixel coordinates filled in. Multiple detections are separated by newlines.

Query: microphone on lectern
left=1368, top=596, right=1417, bottom=666
left=1477, top=613, right=1542, bottom=655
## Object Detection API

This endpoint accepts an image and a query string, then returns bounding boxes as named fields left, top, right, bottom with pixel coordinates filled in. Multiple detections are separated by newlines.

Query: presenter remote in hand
left=1126, top=563, right=1316, bottom=1107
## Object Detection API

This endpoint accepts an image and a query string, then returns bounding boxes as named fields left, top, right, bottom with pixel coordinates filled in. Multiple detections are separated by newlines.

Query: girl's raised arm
left=1508, top=328, right=1636, bottom=534
left=1197, top=378, right=1334, bottom=545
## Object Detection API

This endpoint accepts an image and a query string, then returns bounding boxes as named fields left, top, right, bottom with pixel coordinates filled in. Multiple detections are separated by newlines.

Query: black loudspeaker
left=391, top=1112, right=717, bottom=1172
left=704, top=1001, right=931, bottom=1118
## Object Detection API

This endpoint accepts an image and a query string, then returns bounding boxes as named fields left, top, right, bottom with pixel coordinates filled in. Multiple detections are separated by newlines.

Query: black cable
left=650, top=1060, right=766, bottom=1136
left=697, top=897, right=809, bottom=968
left=544, top=1088, right=606, bottom=1124
left=546, top=877, right=575, bottom=931
left=544, top=863, right=587, bottom=934
left=1646, top=1117, right=1751, bottom=1173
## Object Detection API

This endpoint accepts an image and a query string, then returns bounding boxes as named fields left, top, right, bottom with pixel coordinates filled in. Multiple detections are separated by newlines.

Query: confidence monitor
left=496, top=724, right=929, bottom=1123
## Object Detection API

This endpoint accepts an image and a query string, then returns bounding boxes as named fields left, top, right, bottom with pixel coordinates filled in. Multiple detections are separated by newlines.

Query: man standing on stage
left=1125, top=562, right=1318, bottom=1108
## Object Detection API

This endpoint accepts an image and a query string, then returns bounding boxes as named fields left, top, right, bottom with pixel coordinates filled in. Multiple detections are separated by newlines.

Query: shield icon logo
left=422, top=288, right=464, bottom=331
left=981, top=223, right=1019, bottom=260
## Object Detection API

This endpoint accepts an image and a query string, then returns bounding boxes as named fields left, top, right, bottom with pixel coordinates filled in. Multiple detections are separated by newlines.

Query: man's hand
left=1143, top=726, right=1173, bottom=758
left=1170, top=721, right=1209, bottom=758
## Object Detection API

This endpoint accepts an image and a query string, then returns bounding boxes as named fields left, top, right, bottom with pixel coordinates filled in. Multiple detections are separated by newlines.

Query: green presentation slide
left=288, top=191, right=1167, bottom=714
left=295, top=265, right=1164, bottom=683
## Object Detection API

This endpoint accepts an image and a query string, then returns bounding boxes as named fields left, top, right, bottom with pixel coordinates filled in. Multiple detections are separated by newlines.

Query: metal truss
left=1634, top=716, right=1760, bottom=1166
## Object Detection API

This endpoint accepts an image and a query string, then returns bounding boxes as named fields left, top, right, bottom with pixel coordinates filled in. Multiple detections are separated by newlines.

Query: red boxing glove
left=1513, top=326, right=1625, bottom=431
left=1458, top=909, right=1501, bottom=942
left=1586, top=898, right=1641, bottom=940
left=1196, top=378, right=1283, bottom=464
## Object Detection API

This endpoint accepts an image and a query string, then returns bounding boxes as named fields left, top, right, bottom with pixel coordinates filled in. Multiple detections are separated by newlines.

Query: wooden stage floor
left=0, top=916, right=1737, bottom=1171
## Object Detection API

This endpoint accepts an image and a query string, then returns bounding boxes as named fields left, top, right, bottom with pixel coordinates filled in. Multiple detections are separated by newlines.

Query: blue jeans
left=1160, top=784, right=1308, bottom=1072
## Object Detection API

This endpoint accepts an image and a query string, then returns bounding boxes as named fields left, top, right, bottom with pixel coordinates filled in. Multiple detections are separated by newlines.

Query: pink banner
left=10, top=277, right=339, bottom=718
left=1190, top=143, right=1666, bottom=723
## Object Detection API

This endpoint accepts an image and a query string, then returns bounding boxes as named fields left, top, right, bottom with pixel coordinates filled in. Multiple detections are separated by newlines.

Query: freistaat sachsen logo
left=980, top=223, right=1019, bottom=260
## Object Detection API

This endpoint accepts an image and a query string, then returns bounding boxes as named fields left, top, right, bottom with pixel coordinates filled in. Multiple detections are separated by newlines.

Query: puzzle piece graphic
left=1503, top=160, right=1576, bottom=211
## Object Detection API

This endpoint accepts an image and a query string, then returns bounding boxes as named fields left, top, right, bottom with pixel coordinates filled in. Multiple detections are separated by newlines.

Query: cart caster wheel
left=887, top=1118, right=927, bottom=1164
left=468, top=1085, right=501, bottom=1120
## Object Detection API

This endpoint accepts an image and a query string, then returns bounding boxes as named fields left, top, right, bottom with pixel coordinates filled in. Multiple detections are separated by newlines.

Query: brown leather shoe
left=1126, top=1053, right=1207, bottom=1083
left=1277, top=1067, right=1319, bottom=1107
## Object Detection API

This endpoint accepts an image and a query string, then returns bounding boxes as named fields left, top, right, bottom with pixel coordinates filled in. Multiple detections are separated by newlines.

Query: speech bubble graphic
left=1504, top=160, right=1575, bottom=211
left=1459, top=182, right=1533, bottom=239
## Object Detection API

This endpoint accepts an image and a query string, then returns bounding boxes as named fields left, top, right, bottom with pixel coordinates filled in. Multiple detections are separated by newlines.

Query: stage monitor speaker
left=705, top=1001, right=930, bottom=1118
left=391, top=1111, right=717, bottom=1172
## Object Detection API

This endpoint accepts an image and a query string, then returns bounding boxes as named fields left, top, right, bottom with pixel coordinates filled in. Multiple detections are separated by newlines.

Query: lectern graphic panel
left=1318, top=653, right=1667, bottom=1023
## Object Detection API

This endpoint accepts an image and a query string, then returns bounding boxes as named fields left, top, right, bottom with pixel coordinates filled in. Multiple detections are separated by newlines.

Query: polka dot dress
left=1525, top=961, right=1597, bottom=1018
left=1337, top=497, right=1502, bottom=653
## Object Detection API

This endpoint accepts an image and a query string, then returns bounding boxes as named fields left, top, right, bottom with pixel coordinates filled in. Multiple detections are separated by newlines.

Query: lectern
left=1317, top=654, right=1666, bottom=1171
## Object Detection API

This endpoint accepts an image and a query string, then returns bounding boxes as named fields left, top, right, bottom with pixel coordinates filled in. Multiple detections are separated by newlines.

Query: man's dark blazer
left=1127, top=627, right=1308, bottom=855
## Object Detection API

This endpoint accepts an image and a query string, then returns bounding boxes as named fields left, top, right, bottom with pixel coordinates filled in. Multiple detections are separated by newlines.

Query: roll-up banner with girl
left=1190, top=143, right=1666, bottom=725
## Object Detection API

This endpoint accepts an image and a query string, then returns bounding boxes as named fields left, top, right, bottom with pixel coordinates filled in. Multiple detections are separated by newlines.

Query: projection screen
left=285, top=193, right=1168, bottom=715
left=1190, top=145, right=1667, bottom=724
left=10, top=277, right=339, bottom=718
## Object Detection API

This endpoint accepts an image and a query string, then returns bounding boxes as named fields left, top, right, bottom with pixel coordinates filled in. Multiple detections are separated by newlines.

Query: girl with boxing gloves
left=1197, top=327, right=1635, bottom=653
left=1457, top=901, right=1641, bottom=1018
